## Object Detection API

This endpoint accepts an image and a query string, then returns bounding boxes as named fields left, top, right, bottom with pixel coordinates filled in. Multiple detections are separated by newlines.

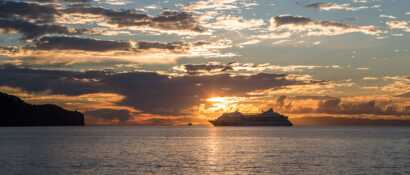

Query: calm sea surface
left=0, top=126, right=409, bottom=175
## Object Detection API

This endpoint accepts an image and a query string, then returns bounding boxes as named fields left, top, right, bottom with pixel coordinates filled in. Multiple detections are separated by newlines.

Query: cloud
left=55, top=13, right=107, bottom=25
left=63, top=6, right=203, bottom=33
left=3, top=66, right=409, bottom=124
left=0, top=35, right=232, bottom=65
left=238, top=39, right=261, bottom=46
left=0, top=1, right=58, bottom=23
left=380, top=14, right=397, bottom=19
left=182, top=0, right=261, bottom=35
left=275, top=95, right=410, bottom=116
left=0, top=85, right=136, bottom=124
left=205, top=15, right=265, bottom=31
left=352, top=0, right=368, bottom=4
left=0, top=1, right=83, bottom=39
left=248, top=79, right=355, bottom=97
left=272, top=39, right=291, bottom=45
left=150, top=11, right=203, bottom=32
left=184, top=0, right=240, bottom=11
left=173, top=62, right=234, bottom=75
left=363, top=77, right=379, bottom=81
left=0, top=1, right=235, bottom=65
left=251, top=31, right=292, bottom=40
left=380, top=76, right=410, bottom=96
left=34, top=35, right=132, bottom=51
left=386, top=20, right=410, bottom=32
left=199, top=89, right=410, bottom=118
left=0, top=19, right=78, bottom=39
left=32, top=35, right=194, bottom=52
left=27, top=0, right=92, bottom=3
left=217, top=94, right=410, bottom=117
left=0, top=65, right=304, bottom=117
left=0, top=1, right=205, bottom=38
left=231, top=63, right=341, bottom=73
left=305, top=2, right=368, bottom=11
left=173, top=62, right=341, bottom=75
left=269, top=15, right=382, bottom=37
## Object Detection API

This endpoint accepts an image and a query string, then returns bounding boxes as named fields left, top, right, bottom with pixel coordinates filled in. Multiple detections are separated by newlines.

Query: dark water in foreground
left=0, top=126, right=409, bottom=175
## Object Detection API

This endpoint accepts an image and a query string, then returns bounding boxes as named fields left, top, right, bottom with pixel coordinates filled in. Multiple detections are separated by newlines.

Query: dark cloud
left=273, top=16, right=313, bottom=26
left=0, top=1, right=58, bottom=23
left=316, top=98, right=342, bottom=114
left=64, top=6, right=203, bottom=32
left=0, top=65, right=302, bottom=115
left=29, top=0, right=92, bottom=2
left=112, top=72, right=295, bottom=115
left=273, top=15, right=358, bottom=30
left=26, top=35, right=193, bottom=52
left=137, top=40, right=192, bottom=51
left=305, top=2, right=327, bottom=9
left=0, top=1, right=83, bottom=39
left=317, top=99, right=393, bottom=115
left=274, top=95, right=410, bottom=116
left=304, top=2, right=364, bottom=11
left=0, top=36, right=214, bottom=65
left=34, top=36, right=131, bottom=51
left=0, top=19, right=77, bottom=39
left=176, top=63, right=234, bottom=75
left=0, top=1, right=202, bottom=41
left=305, top=2, right=337, bottom=10
left=3, top=65, right=408, bottom=120
left=270, top=15, right=381, bottom=36
left=63, top=6, right=150, bottom=26
left=0, top=65, right=100, bottom=95
left=150, top=11, right=203, bottom=32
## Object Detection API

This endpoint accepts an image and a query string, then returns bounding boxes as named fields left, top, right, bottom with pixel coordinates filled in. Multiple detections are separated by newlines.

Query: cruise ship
left=209, top=108, right=292, bottom=126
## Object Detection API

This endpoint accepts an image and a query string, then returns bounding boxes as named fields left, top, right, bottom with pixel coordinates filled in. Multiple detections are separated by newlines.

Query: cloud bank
left=270, top=15, right=382, bottom=37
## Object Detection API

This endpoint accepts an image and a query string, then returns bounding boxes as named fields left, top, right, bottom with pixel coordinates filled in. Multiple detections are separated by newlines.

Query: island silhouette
left=0, top=92, right=84, bottom=126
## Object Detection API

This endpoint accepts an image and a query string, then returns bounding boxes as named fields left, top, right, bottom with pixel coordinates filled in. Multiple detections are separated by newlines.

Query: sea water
left=0, top=126, right=409, bottom=175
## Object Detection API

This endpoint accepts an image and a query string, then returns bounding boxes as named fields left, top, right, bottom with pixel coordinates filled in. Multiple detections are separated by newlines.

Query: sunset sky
left=1, top=0, right=410, bottom=125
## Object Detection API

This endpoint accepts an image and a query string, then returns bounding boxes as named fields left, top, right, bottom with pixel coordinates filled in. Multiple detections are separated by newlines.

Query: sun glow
left=206, top=96, right=240, bottom=112
left=207, top=97, right=229, bottom=103
left=202, top=96, right=273, bottom=116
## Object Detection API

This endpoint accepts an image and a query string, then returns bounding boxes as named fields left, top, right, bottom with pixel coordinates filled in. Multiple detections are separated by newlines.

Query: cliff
left=0, top=92, right=84, bottom=126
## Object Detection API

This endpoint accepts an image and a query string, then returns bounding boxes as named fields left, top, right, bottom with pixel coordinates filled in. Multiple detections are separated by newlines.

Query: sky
left=1, top=0, right=410, bottom=125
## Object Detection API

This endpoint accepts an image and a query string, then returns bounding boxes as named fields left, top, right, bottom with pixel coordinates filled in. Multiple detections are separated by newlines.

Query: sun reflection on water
left=204, top=127, right=221, bottom=172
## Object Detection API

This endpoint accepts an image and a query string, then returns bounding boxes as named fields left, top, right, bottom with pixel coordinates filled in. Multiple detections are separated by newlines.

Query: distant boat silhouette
left=209, top=108, right=292, bottom=126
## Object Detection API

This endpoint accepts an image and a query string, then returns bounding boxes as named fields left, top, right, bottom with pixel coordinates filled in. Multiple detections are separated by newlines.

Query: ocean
left=0, top=126, right=409, bottom=175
